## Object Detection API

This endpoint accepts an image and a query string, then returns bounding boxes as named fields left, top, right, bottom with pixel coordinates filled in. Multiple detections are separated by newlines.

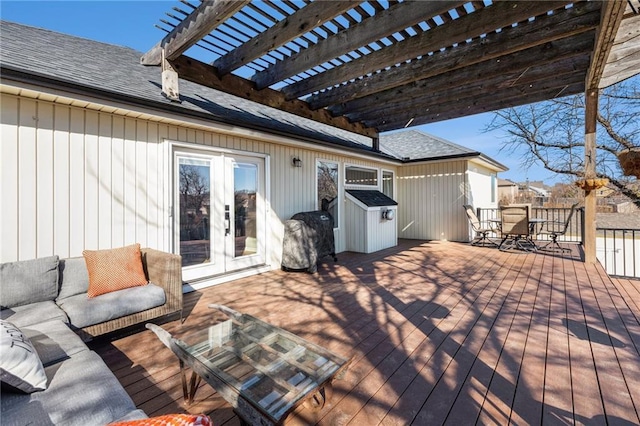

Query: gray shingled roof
left=379, top=130, right=478, bottom=161
left=0, top=21, right=504, bottom=167
left=346, top=190, right=398, bottom=207
left=0, top=21, right=376, bottom=152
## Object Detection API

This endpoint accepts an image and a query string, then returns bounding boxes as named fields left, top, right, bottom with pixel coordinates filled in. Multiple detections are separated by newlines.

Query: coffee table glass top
left=175, top=312, right=349, bottom=422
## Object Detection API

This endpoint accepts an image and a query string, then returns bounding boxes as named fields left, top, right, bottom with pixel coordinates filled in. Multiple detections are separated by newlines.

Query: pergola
left=142, top=0, right=640, bottom=263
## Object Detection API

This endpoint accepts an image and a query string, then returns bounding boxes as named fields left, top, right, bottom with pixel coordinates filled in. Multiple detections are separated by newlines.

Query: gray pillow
left=0, top=256, right=59, bottom=308
left=57, top=257, right=89, bottom=300
left=0, top=319, right=48, bottom=393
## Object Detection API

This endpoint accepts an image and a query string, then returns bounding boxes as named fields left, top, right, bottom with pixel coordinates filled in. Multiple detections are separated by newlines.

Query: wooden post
left=162, top=49, right=181, bottom=103
left=583, top=88, right=598, bottom=264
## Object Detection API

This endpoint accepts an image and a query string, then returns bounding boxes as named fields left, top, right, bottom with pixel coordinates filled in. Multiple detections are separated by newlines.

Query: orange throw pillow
left=109, top=413, right=212, bottom=426
left=83, top=244, right=148, bottom=298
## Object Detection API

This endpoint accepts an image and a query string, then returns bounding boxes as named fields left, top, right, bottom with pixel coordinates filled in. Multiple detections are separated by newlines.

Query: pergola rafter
left=141, top=0, right=638, bottom=140
left=317, top=2, right=602, bottom=112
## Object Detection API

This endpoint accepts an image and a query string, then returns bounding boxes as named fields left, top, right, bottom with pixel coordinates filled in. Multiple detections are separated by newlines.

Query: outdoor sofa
left=0, top=245, right=183, bottom=425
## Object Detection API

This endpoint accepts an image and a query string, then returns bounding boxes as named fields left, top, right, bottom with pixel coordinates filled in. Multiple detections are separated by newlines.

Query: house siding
left=396, top=160, right=468, bottom=241
left=0, top=92, right=396, bottom=270
left=467, top=161, right=498, bottom=209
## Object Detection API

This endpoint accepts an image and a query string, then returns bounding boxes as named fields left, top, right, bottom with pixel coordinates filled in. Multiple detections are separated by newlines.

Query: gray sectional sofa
left=0, top=248, right=183, bottom=425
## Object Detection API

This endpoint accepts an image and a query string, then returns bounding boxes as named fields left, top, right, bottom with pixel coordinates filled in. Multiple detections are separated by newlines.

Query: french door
left=174, top=149, right=265, bottom=282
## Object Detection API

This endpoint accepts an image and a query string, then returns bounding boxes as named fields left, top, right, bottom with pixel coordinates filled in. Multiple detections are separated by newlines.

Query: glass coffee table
left=147, top=304, right=351, bottom=425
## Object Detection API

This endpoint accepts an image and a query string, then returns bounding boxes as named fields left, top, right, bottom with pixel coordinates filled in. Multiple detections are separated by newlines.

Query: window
left=317, top=160, right=339, bottom=228
left=382, top=170, right=394, bottom=199
left=491, top=174, right=496, bottom=203
left=345, top=165, right=377, bottom=186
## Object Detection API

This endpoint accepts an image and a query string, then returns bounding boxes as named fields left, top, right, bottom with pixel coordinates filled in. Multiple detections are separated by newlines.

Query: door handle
left=224, top=205, right=231, bottom=236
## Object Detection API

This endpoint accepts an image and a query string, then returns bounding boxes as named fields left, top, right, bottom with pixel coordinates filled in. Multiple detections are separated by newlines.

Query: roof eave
left=399, top=152, right=508, bottom=172
left=0, top=65, right=400, bottom=163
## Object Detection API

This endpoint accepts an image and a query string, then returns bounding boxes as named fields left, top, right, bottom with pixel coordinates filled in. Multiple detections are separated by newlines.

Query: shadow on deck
left=92, top=239, right=640, bottom=425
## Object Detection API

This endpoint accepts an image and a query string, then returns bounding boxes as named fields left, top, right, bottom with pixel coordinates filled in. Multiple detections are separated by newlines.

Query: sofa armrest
left=141, top=248, right=183, bottom=318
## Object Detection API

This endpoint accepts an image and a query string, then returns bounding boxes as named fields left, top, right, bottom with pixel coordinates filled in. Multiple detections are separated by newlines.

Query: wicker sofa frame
left=79, top=248, right=183, bottom=339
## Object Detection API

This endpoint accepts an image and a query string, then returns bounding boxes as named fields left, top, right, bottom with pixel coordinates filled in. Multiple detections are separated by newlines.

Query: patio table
left=492, top=217, right=551, bottom=251
left=149, top=304, right=351, bottom=426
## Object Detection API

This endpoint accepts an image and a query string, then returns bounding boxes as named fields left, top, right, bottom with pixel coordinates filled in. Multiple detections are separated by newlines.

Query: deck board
left=91, top=240, right=640, bottom=425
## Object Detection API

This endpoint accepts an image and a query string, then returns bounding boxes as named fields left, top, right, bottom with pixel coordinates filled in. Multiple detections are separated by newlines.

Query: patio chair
left=499, top=205, right=535, bottom=252
left=463, top=204, right=498, bottom=247
left=537, top=202, right=580, bottom=252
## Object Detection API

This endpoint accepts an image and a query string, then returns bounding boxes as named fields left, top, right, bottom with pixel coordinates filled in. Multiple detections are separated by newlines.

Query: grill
left=281, top=211, right=337, bottom=273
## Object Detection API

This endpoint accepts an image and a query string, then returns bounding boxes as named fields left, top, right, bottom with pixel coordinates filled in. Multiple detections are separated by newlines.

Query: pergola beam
left=365, top=72, right=586, bottom=130
left=374, top=82, right=584, bottom=131
left=213, top=1, right=357, bottom=76
left=586, top=0, right=627, bottom=89
left=141, top=0, right=249, bottom=66
left=334, top=31, right=595, bottom=118
left=339, top=52, right=589, bottom=121
left=252, top=0, right=465, bottom=90
left=167, top=55, right=378, bottom=138
left=311, top=1, right=600, bottom=110
left=283, top=0, right=570, bottom=101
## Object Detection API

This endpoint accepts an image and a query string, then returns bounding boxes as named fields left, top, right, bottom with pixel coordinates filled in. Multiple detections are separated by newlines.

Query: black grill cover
left=281, top=211, right=337, bottom=273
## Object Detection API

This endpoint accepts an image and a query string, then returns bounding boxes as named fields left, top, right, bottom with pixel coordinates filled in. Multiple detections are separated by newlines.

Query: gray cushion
left=0, top=301, right=68, bottom=328
left=21, top=320, right=88, bottom=367
left=0, top=319, right=48, bottom=393
left=111, top=409, right=148, bottom=422
left=0, top=256, right=59, bottom=308
left=57, top=283, right=166, bottom=329
left=57, top=257, right=89, bottom=300
left=0, top=350, right=140, bottom=426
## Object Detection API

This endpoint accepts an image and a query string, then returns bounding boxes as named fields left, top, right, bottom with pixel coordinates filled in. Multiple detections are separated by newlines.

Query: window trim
left=316, top=159, right=340, bottom=230
left=381, top=169, right=395, bottom=199
left=344, top=163, right=379, bottom=188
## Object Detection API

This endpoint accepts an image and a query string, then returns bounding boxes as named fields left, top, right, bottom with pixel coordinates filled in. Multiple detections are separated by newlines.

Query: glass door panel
left=175, top=150, right=265, bottom=282
left=226, top=156, right=265, bottom=271
left=177, top=154, right=225, bottom=280
left=233, top=162, right=258, bottom=258
left=178, top=158, right=212, bottom=268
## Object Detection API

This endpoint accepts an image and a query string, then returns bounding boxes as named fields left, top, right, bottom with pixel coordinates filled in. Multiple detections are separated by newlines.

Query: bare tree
left=179, top=165, right=210, bottom=240
left=487, top=77, right=640, bottom=207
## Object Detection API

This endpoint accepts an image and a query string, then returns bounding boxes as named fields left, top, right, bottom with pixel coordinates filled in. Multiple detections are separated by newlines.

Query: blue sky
left=1, top=1, right=561, bottom=184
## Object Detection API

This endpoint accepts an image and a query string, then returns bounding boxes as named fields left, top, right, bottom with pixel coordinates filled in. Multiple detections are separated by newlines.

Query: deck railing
left=596, top=228, right=640, bottom=278
left=477, top=206, right=583, bottom=242
left=477, top=206, right=639, bottom=279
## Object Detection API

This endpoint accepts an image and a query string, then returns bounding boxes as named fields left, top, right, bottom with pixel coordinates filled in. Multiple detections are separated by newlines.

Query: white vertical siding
left=467, top=162, right=497, bottom=208
left=53, top=104, right=70, bottom=256
left=0, top=92, right=397, bottom=266
left=1, top=96, right=168, bottom=261
left=344, top=198, right=366, bottom=253
left=366, top=208, right=397, bottom=253
left=69, top=108, right=85, bottom=255
left=18, top=98, right=38, bottom=260
left=396, top=160, right=468, bottom=241
left=0, top=96, right=19, bottom=261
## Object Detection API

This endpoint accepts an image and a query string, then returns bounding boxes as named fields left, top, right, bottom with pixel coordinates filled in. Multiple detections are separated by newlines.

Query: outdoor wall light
left=382, top=209, right=395, bottom=220
left=292, top=157, right=302, bottom=168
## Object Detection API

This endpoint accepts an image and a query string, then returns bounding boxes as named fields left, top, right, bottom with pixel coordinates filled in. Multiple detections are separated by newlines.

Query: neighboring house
left=498, top=178, right=519, bottom=203
left=0, top=21, right=505, bottom=289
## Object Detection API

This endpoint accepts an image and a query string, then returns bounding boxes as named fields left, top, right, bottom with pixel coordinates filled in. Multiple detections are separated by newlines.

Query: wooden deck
left=92, top=240, right=640, bottom=425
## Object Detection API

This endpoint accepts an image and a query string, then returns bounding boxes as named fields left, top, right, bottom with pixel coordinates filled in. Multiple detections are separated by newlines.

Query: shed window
left=345, top=166, right=377, bottom=186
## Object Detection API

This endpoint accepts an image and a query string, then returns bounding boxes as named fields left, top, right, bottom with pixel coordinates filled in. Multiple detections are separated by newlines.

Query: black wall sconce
left=292, top=157, right=302, bottom=168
